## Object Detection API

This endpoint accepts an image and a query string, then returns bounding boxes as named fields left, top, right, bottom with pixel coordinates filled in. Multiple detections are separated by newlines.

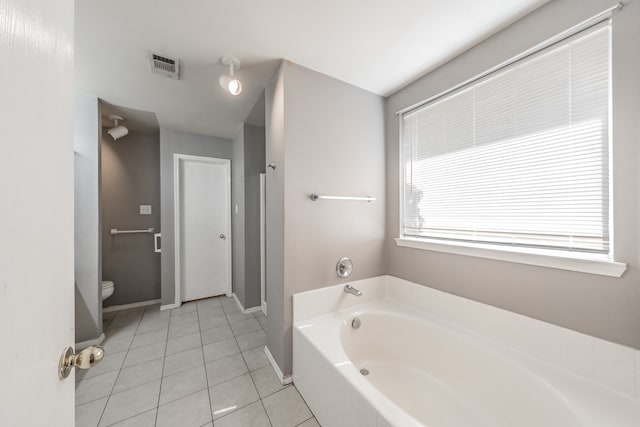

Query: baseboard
left=103, top=299, right=161, bottom=313
left=232, top=293, right=243, bottom=311
left=160, top=302, right=180, bottom=311
left=232, top=293, right=263, bottom=314
left=261, top=301, right=267, bottom=316
left=264, top=346, right=293, bottom=385
left=243, top=305, right=262, bottom=314
left=76, top=332, right=105, bottom=350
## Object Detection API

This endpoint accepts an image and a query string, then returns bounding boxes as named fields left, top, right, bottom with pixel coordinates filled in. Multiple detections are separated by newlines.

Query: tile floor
left=76, top=296, right=319, bottom=427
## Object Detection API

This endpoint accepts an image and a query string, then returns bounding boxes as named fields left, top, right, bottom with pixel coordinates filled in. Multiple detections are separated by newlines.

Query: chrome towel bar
left=110, top=228, right=154, bottom=235
left=309, top=194, right=376, bottom=202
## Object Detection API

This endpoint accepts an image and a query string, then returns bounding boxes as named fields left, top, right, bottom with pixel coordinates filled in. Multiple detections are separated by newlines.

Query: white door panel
left=176, top=156, right=231, bottom=302
left=0, top=0, right=75, bottom=425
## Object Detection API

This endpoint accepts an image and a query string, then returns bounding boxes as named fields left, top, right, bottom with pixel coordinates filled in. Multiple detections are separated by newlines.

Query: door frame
left=260, top=173, right=267, bottom=315
left=173, top=153, right=232, bottom=306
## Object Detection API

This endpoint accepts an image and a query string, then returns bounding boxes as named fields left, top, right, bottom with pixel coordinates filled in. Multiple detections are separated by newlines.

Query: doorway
left=174, top=154, right=231, bottom=303
left=101, top=103, right=161, bottom=312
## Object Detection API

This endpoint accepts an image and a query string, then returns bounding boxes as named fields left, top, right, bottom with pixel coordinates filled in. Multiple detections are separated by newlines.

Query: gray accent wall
left=385, top=0, right=640, bottom=350
left=101, top=130, right=161, bottom=307
left=74, top=94, right=103, bottom=343
left=232, top=127, right=246, bottom=305
left=243, top=125, right=266, bottom=308
left=160, top=128, right=233, bottom=305
left=232, top=124, right=266, bottom=309
left=265, top=61, right=386, bottom=374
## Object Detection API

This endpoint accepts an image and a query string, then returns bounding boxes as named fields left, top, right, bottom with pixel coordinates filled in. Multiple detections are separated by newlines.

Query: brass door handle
left=58, top=346, right=104, bottom=379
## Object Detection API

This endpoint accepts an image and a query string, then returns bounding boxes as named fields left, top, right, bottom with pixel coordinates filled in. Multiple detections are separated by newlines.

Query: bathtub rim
left=292, top=275, right=640, bottom=427
left=296, top=298, right=585, bottom=427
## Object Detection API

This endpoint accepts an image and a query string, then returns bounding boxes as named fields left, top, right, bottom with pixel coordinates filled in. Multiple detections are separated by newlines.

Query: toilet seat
left=101, top=281, right=115, bottom=301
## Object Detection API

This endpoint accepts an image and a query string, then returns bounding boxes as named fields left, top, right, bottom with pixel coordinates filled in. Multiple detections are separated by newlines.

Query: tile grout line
left=82, top=300, right=284, bottom=427
left=90, top=312, right=185, bottom=425
left=295, top=415, right=315, bottom=426
left=259, top=383, right=293, bottom=400
left=153, top=305, right=171, bottom=427
left=79, top=349, right=164, bottom=385
left=155, top=388, right=215, bottom=418
left=101, top=409, right=155, bottom=427
left=259, top=397, right=275, bottom=427
left=196, top=300, right=216, bottom=426
left=292, top=387, right=316, bottom=426
left=233, top=339, right=262, bottom=416
left=102, top=302, right=168, bottom=426
left=95, top=309, right=144, bottom=427
left=99, top=304, right=151, bottom=427
left=226, top=304, right=275, bottom=426
left=207, top=299, right=265, bottom=424
left=207, top=297, right=253, bottom=421
left=204, top=362, right=269, bottom=422
left=76, top=365, right=164, bottom=409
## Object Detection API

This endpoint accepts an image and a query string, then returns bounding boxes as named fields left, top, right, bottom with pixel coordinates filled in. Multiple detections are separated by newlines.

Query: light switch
left=140, top=205, right=152, bottom=215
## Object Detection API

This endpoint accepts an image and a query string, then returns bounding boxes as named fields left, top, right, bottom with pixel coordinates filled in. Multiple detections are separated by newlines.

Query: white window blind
left=401, top=21, right=611, bottom=256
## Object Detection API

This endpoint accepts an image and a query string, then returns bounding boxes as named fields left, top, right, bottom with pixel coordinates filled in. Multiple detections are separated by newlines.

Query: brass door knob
left=58, top=346, right=104, bottom=379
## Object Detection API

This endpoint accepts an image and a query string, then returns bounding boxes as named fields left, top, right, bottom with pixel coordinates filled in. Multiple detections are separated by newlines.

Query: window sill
left=394, top=238, right=627, bottom=278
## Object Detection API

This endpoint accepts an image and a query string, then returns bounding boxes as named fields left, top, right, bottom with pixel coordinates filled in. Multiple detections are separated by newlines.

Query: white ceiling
left=76, top=0, right=548, bottom=139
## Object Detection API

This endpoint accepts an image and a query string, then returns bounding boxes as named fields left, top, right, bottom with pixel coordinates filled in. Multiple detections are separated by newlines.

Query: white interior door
left=0, top=0, right=75, bottom=425
left=176, top=155, right=231, bottom=302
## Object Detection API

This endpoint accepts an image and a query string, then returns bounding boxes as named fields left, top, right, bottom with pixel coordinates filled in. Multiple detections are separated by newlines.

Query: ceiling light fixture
left=219, top=56, right=243, bottom=96
left=107, top=114, right=129, bottom=140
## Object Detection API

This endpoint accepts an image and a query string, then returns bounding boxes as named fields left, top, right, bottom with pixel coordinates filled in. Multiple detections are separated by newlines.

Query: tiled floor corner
left=76, top=296, right=319, bottom=427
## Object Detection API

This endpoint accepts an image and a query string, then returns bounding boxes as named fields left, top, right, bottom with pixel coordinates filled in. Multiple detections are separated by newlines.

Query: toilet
left=101, top=281, right=115, bottom=301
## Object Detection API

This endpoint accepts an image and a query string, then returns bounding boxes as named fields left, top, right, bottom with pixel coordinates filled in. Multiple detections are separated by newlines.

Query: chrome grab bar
left=310, top=194, right=375, bottom=202
left=110, top=228, right=154, bottom=235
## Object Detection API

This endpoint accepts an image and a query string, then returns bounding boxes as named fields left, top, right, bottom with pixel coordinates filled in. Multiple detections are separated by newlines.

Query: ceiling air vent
left=148, top=52, right=180, bottom=79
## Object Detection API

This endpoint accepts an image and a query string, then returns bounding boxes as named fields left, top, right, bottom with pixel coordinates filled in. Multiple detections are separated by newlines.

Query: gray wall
left=243, top=124, right=266, bottom=308
left=160, top=128, right=233, bottom=305
left=385, top=0, right=640, bottom=350
left=266, top=61, right=386, bottom=374
left=74, top=94, right=103, bottom=343
left=232, top=123, right=267, bottom=309
left=232, top=127, right=246, bottom=306
left=101, top=130, right=161, bottom=307
left=265, top=65, right=287, bottom=371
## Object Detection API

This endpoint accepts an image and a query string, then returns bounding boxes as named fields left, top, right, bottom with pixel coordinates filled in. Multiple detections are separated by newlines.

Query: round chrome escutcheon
left=351, top=318, right=361, bottom=329
left=336, top=257, right=353, bottom=278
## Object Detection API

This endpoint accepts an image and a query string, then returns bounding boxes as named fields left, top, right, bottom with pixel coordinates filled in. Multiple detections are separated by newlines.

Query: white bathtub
left=292, top=276, right=640, bottom=427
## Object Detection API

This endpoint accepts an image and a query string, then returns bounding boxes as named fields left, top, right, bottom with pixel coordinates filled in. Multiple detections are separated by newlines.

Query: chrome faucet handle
left=336, top=257, right=353, bottom=278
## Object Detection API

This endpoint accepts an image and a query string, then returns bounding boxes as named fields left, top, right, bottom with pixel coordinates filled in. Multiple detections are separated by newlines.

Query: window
left=400, top=20, right=616, bottom=266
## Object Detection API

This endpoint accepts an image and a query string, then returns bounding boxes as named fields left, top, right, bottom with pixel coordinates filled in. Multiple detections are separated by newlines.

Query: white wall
left=74, top=94, right=103, bottom=343
left=385, top=0, right=640, bottom=350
